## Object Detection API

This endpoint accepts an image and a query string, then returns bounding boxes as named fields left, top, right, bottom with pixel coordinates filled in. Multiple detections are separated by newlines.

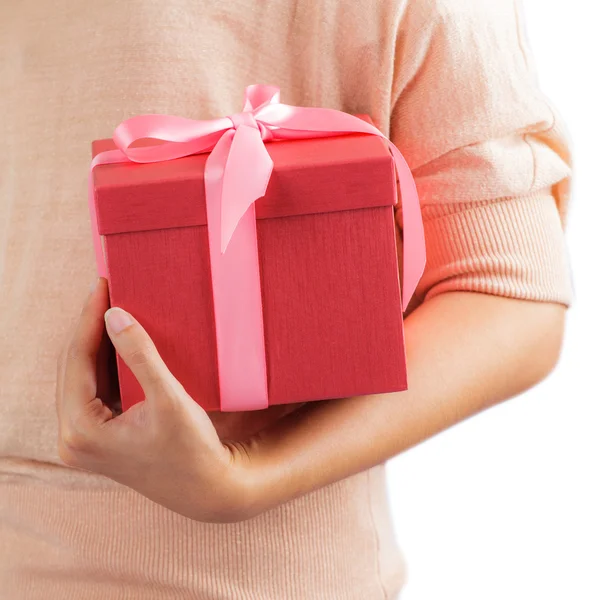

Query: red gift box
left=93, top=130, right=408, bottom=412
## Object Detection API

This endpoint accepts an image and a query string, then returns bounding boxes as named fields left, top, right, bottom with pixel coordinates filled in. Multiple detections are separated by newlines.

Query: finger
left=59, top=278, right=111, bottom=423
left=104, top=307, right=178, bottom=401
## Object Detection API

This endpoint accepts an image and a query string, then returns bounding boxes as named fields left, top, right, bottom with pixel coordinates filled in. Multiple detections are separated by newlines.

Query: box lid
left=92, top=125, right=397, bottom=236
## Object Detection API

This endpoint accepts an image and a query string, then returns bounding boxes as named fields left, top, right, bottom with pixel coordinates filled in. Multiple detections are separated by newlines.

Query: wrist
left=188, top=441, right=270, bottom=523
left=230, top=440, right=274, bottom=520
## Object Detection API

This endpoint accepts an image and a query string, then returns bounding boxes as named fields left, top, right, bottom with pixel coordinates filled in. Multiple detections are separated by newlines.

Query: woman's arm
left=55, top=279, right=565, bottom=523
left=239, top=291, right=566, bottom=513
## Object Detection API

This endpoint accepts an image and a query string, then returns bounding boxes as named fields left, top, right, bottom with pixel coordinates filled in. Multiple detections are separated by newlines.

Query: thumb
left=104, top=307, right=177, bottom=402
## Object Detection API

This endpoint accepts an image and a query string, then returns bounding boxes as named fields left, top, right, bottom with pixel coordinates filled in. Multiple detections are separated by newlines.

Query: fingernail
left=105, top=308, right=134, bottom=334
left=90, top=278, right=99, bottom=293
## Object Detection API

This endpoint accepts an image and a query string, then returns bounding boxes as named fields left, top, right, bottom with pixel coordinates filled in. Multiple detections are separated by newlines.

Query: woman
left=0, top=0, right=571, bottom=598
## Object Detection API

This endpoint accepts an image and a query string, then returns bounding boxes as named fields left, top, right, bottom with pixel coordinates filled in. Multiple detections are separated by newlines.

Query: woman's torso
left=0, top=1, right=407, bottom=597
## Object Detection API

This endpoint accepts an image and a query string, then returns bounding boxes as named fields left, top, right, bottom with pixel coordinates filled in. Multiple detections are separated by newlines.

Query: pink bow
left=89, top=84, right=425, bottom=411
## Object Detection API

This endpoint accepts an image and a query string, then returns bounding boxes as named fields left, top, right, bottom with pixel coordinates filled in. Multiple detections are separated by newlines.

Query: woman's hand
left=55, top=278, right=262, bottom=523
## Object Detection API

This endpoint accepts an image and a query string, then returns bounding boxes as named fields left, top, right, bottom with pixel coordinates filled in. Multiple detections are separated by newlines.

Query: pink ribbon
left=89, top=84, right=425, bottom=411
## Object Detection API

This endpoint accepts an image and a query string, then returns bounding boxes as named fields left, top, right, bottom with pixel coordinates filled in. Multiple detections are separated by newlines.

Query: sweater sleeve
left=391, top=0, right=572, bottom=307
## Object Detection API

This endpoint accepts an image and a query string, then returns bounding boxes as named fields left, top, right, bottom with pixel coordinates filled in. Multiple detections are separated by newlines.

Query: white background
left=388, top=1, right=600, bottom=599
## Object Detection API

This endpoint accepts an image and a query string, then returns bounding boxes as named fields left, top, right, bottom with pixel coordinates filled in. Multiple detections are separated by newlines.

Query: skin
left=56, top=278, right=566, bottom=522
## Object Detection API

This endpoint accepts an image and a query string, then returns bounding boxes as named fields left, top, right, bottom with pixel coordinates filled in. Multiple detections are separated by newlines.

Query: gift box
left=90, top=86, right=425, bottom=412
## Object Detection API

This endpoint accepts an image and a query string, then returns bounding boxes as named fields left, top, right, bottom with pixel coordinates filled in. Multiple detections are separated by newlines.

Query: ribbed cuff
left=415, top=190, right=573, bottom=305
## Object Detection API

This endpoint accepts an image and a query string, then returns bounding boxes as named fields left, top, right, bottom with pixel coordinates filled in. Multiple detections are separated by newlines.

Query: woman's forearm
left=243, top=292, right=566, bottom=512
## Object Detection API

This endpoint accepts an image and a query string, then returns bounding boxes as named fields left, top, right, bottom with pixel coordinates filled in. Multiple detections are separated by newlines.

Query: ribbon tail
left=387, top=144, right=426, bottom=311
left=205, top=131, right=269, bottom=411
left=220, top=125, right=274, bottom=252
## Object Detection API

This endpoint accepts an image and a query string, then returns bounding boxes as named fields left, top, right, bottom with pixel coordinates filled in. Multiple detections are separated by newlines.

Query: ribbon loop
left=243, top=84, right=281, bottom=111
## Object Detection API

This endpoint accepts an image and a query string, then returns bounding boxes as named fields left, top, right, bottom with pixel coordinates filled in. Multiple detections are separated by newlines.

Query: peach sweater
left=0, top=0, right=571, bottom=598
